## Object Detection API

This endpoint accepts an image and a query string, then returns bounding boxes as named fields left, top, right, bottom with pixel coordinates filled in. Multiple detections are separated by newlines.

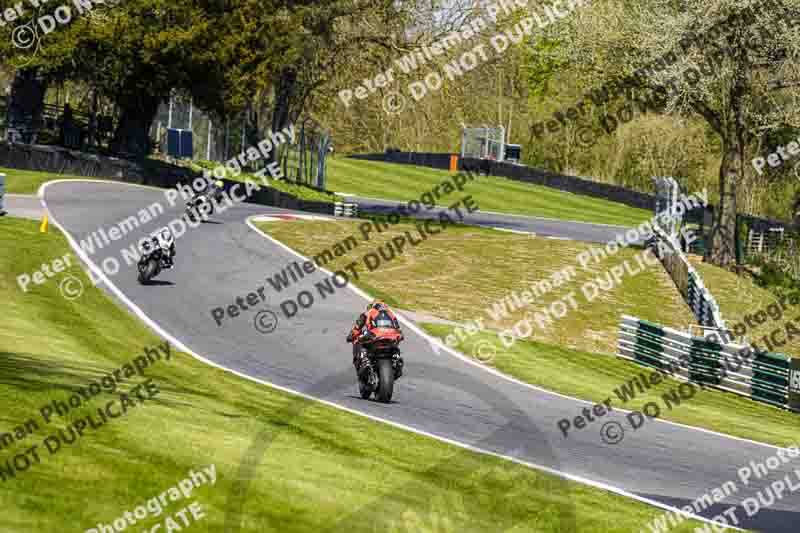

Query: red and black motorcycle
left=351, top=328, right=404, bottom=403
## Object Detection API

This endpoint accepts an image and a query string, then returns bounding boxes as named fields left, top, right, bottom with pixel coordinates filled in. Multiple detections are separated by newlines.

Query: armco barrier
left=652, top=224, right=725, bottom=330
left=0, top=142, right=340, bottom=216
left=618, top=315, right=800, bottom=412
left=334, top=202, right=358, bottom=217
left=349, top=152, right=453, bottom=171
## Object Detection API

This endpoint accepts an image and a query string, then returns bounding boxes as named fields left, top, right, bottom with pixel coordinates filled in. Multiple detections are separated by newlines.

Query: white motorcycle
left=137, top=228, right=174, bottom=284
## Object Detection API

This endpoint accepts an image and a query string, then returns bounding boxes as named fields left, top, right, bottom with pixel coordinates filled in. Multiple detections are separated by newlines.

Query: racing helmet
left=215, top=180, right=224, bottom=188
left=154, top=227, right=174, bottom=246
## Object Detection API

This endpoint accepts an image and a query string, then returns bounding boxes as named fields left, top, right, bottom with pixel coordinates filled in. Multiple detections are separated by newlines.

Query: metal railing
left=334, top=202, right=358, bottom=217
left=617, top=315, right=800, bottom=412
left=652, top=225, right=725, bottom=330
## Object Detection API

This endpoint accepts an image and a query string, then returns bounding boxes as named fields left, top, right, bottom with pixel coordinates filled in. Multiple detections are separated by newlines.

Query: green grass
left=255, top=218, right=799, bottom=448
left=256, top=218, right=694, bottom=355
left=327, top=158, right=652, bottom=226
left=0, top=216, right=706, bottom=532
left=1, top=167, right=98, bottom=194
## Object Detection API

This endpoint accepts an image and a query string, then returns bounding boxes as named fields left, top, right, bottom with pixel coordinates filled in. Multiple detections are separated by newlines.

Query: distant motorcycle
left=355, top=330, right=404, bottom=403
left=185, top=193, right=214, bottom=223
left=185, top=181, right=225, bottom=223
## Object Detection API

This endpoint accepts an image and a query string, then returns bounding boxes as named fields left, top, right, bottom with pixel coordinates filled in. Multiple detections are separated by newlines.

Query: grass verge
left=0, top=216, right=705, bottom=532
left=327, top=157, right=652, bottom=226
left=255, top=218, right=694, bottom=355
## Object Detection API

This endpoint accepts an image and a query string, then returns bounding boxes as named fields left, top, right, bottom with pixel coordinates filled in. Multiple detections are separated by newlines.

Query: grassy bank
left=189, top=160, right=337, bottom=203
left=256, top=218, right=693, bottom=355
left=327, top=157, right=652, bottom=226
left=0, top=216, right=705, bottom=532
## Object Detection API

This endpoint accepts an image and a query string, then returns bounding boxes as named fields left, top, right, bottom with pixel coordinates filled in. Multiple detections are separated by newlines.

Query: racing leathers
left=153, top=228, right=176, bottom=269
left=346, top=302, right=404, bottom=380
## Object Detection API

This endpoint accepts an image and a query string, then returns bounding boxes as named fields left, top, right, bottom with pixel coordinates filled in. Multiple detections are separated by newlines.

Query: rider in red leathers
left=346, top=300, right=404, bottom=381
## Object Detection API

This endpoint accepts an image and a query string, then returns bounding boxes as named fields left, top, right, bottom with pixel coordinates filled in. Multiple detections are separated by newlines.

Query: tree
left=0, top=1, right=230, bottom=156
left=532, top=0, right=800, bottom=269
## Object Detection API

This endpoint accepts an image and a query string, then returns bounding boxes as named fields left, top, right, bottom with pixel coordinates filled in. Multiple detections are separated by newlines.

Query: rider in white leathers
left=152, top=227, right=175, bottom=269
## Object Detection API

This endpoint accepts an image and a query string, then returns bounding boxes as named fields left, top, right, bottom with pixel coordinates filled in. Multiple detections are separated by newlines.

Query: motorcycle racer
left=207, top=179, right=225, bottom=202
left=346, top=300, right=404, bottom=381
left=152, top=227, right=176, bottom=269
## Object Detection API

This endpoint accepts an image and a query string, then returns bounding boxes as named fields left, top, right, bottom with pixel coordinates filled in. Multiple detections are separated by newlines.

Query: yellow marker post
left=40, top=215, right=48, bottom=233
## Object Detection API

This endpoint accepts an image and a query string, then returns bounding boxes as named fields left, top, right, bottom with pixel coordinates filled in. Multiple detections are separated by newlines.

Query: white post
left=0, top=173, right=6, bottom=215
left=499, top=125, right=506, bottom=163
left=207, top=120, right=212, bottom=160
left=188, top=98, right=193, bottom=130
left=167, top=91, right=174, bottom=129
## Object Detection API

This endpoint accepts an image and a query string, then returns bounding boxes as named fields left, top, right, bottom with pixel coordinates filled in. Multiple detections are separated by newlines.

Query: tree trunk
left=111, top=89, right=162, bottom=158
left=269, top=68, right=298, bottom=165
left=707, top=136, right=742, bottom=268
left=706, top=38, right=750, bottom=271
left=6, top=69, right=48, bottom=144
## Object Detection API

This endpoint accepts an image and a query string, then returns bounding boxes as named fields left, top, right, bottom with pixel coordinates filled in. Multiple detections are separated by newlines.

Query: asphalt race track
left=349, top=195, right=642, bottom=244
left=43, top=180, right=799, bottom=532
left=4, top=194, right=44, bottom=220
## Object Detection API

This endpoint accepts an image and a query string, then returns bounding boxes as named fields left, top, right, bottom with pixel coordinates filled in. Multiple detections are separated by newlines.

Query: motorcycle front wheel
left=138, top=258, right=159, bottom=284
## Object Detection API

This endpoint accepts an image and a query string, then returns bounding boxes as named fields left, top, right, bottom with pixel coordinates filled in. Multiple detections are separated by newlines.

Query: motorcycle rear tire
left=376, top=358, right=394, bottom=403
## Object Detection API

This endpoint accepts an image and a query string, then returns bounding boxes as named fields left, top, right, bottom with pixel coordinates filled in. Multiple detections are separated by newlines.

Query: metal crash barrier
left=618, top=314, right=800, bottom=412
left=334, top=202, right=358, bottom=217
